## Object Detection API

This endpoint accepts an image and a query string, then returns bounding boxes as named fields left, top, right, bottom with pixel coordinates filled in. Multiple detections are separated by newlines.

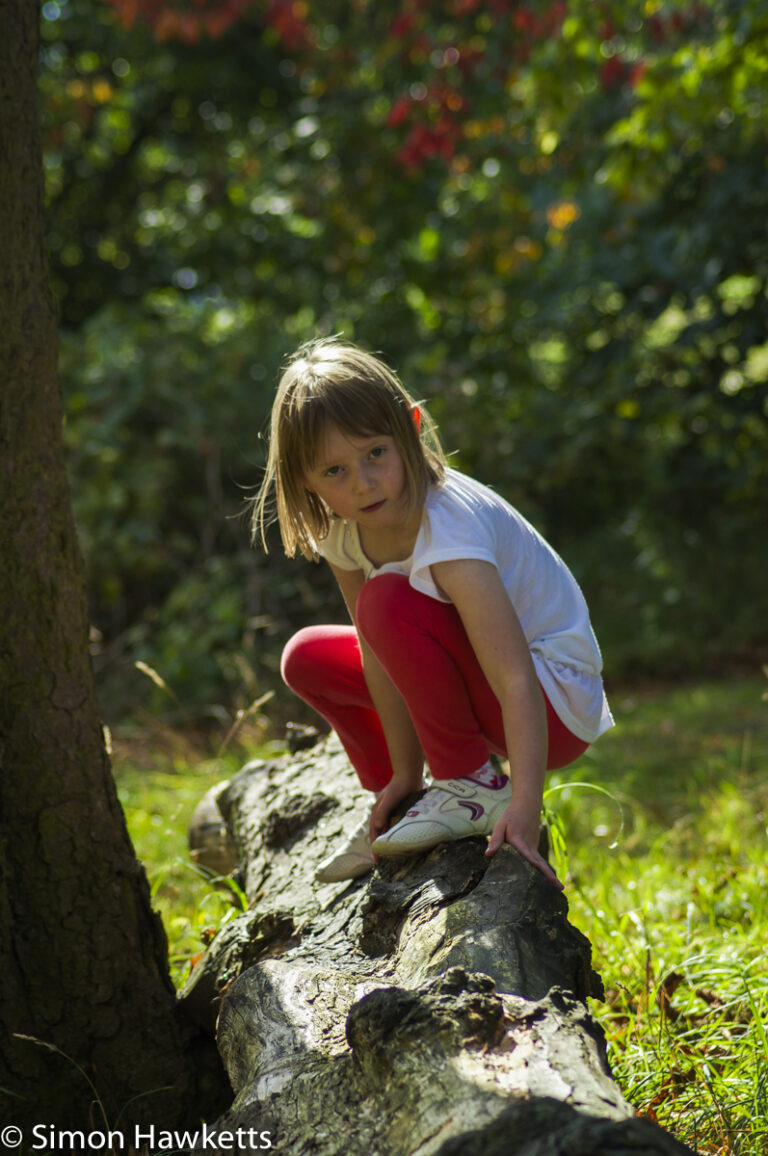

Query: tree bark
left=0, top=0, right=227, bottom=1131
left=183, top=737, right=698, bottom=1155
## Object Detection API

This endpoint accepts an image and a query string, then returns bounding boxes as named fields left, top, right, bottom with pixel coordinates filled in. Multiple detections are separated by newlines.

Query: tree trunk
left=0, top=0, right=227, bottom=1131
left=183, top=737, right=698, bottom=1155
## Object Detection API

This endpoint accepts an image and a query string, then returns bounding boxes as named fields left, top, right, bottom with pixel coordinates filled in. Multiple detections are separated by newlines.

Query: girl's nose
left=353, top=464, right=374, bottom=492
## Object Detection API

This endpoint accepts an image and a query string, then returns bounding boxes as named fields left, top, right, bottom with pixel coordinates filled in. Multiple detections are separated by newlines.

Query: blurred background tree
left=42, top=0, right=768, bottom=726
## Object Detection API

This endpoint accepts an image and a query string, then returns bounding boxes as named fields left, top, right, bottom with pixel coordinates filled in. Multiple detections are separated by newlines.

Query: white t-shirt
left=318, top=468, right=613, bottom=744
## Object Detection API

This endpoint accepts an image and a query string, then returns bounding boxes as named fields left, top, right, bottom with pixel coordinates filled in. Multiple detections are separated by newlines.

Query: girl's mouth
left=361, top=500, right=386, bottom=513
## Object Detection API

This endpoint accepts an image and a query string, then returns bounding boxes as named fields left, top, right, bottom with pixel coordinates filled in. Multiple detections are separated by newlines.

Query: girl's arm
left=430, top=558, right=562, bottom=889
left=329, top=564, right=425, bottom=842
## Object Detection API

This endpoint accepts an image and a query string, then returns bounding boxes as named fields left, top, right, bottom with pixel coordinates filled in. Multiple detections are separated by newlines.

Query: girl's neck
left=358, top=504, right=423, bottom=568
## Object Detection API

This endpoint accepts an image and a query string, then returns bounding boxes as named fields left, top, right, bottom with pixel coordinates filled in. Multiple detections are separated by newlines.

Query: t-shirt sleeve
left=409, top=487, right=499, bottom=601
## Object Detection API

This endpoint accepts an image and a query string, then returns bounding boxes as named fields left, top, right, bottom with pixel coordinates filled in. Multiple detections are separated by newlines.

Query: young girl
left=254, top=337, right=613, bottom=888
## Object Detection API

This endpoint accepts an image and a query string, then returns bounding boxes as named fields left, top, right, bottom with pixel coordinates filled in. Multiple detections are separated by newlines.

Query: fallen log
left=182, top=735, right=697, bottom=1155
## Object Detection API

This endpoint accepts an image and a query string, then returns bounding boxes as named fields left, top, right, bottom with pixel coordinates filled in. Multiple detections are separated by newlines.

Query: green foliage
left=42, top=0, right=768, bottom=716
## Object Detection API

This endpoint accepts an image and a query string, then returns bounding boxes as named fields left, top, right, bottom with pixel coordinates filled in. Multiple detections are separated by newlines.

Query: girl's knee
left=280, top=627, right=326, bottom=691
left=355, top=573, right=412, bottom=645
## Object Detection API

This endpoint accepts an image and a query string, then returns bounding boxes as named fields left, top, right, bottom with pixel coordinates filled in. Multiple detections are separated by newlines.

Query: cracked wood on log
left=183, top=735, right=697, bottom=1155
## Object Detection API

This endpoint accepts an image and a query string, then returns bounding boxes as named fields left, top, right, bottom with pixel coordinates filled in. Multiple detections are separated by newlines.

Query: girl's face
left=302, top=424, right=410, bottom=528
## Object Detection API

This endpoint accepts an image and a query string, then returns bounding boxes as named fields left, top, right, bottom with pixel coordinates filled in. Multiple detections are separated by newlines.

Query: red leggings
left=281, top=573, right=588, bottom=792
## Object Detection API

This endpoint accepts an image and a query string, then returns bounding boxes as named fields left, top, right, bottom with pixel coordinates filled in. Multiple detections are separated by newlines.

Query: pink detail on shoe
left=460, top=772, right=507, bottom=791
left=456, top=801, right=485, bottom=821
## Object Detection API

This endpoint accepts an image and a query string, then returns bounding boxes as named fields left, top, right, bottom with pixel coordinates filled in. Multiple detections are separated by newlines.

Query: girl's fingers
left=533, top=854, right=564, bottom=890
left=369, top=808, right=384, bottom=843
left=369, top=795, right=393, bottom=842
left=485, top=830, right=503, bottom=857
left=485, top=829, right=564, bottom=890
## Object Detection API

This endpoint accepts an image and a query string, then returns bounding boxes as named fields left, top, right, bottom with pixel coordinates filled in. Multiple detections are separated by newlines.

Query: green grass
left=114, top=676, right=768, bottom=1153
left=545, top=675, right=768, bottom=1154
left=112, top=728, right=281, bottom=986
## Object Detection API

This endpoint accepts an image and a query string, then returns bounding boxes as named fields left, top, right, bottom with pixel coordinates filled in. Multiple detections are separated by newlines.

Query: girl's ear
left=411, top=405, right=422, bottom=434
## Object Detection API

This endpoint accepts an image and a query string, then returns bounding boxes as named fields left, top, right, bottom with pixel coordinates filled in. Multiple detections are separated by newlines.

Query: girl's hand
left=486, top=805, right=564, bottom=891
left=369, top=776, right=422, bottom=855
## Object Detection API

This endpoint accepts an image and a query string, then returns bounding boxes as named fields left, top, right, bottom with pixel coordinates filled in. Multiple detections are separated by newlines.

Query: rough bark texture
left=184, top=737, right=698, bottom=1155
left=0, top=0, right=227, bottom=1130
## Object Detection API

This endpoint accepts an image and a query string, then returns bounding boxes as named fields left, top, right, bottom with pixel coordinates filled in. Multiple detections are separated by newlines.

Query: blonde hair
left=254, top=337, right=446, bottom=559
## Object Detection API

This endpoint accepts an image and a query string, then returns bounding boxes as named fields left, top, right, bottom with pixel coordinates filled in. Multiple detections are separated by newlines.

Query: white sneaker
left=371, top=773, right=512, bottom=858
left=315, top=814, right=374, bottom=883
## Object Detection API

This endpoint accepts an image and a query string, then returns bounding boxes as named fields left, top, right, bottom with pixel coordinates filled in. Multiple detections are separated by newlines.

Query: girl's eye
left=369, top=446, right=386, bottom=459
left=324, top=465, right=342, bottom=478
